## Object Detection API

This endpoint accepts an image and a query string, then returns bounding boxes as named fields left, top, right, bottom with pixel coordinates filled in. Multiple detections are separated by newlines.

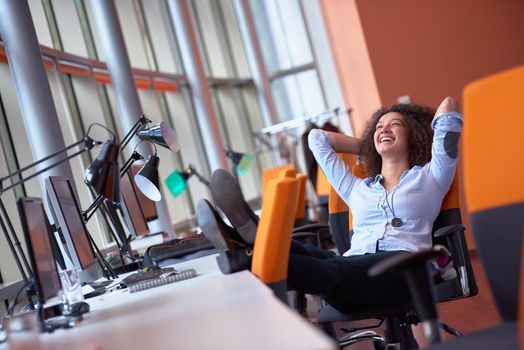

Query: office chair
left=423, top=65, right=524, bottom=349
left=316, top=169, right=478, bottom=349
left=261, top=164, right=294, bottom=195
left=294, top=173, right=309, bottom=227
left=251, top=168, right=299, bottom=302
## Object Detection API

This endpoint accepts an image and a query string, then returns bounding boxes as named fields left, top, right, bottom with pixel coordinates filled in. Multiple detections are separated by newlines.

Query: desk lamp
left=138, top=121, right=179, bottom=152
left=165, top=165, right=210, bottom=198
left=224, top=148, right=253, bottom=177
left=84, top=115, right=179, bottom=219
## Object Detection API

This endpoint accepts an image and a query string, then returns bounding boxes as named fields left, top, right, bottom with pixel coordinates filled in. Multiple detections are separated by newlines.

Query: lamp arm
left=0, top=137, right=100, bottom=194
left=1, top=145, right=95, bottom=194
left=119, top=115, right=151, bottom=152
left=0, top=199, right=31, bottom=284
left=189, top=165, right=210, bottom=188
left=83, top=195, right=106, bottom=223
left=120, top=151, right=144, bottom=177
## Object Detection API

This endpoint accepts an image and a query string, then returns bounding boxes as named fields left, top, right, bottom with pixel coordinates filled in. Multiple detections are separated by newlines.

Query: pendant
left=392, top=217, right=403, bottom=228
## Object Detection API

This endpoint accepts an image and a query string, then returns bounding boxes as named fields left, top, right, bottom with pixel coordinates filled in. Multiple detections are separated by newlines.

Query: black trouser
left=287, top=240, right=412, bottom=312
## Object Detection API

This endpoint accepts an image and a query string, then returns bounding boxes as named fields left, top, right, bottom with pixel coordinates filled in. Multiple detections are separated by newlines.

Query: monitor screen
left=121, top=171, right=150, bottom=237
left=130, top=162, right=158, bottom=222
left=17, top=197, right=61, bottom=303
left=46, top=176, right=98, bottom=279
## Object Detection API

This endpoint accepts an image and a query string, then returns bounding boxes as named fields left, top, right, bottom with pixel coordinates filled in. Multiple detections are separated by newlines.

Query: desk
left=15, top=255, right=335, bottom=350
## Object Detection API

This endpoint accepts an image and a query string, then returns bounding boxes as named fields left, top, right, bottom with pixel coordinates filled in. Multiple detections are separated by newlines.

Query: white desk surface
left=9, top=255, right=336, bottom=350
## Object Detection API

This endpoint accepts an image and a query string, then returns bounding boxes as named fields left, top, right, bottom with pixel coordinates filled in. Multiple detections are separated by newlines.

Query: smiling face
left=373, top=112, right=409, bottom=158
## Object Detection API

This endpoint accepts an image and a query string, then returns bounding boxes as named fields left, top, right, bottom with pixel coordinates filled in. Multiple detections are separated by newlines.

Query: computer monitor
left=120, top=163, right=159, bottom=238
left=120, top=171, right=150, bottom=238
left=17, top=197, right=62, bottom=305
left=45, top=176, right=102, bottom=284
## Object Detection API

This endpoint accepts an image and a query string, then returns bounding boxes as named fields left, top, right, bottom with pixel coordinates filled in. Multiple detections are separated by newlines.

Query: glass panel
left=191, top=0, right=232, bottom=78
left=0, top=139, right=27, bottom=282
left=114, top=0, right=150, bottom=70
left=248, top=0, right=313, bottom=74
left=164, top=88, right=210, bottom=215
left=50, top=0, right=89, bottom=57
left=218, top=0, right=251, bottom=77
left=27, top=0, right=54, bottom=47
left=213, top=86, right=260, bottom=199
left=140, top=0, right=180, bottom=74
left=0, top=65, right=41, bottom=199
left=271, top=69, right=325, bottom=122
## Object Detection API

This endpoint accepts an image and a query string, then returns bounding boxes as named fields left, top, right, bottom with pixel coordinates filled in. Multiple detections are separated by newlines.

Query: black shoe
left=197, top=199, right=251, bottom=274
left=210, top=169, right=258, bottom=245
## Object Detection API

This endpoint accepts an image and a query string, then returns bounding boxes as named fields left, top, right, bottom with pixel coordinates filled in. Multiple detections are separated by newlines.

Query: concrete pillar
left=89, top=0, right=174, bottom=236
left=0, top=0, right=76, bottom=188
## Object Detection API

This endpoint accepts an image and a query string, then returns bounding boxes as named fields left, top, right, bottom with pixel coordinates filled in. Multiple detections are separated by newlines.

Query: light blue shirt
left=308, top=112, right=463, bottom=256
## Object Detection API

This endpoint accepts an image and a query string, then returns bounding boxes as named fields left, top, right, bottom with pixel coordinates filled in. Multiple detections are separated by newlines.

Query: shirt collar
left=365, top=167, right=418, bottom=187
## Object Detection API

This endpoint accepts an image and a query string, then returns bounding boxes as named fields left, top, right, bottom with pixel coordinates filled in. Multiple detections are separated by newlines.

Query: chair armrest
left=292, top=223, right=329, bottom=233
left=433, top=224, right=472, bottom=297
left=433, top=224, right=465, bottom=238
left=368, top=245, right=449, bottom=277
left=369, top=245, right=449, bottom=344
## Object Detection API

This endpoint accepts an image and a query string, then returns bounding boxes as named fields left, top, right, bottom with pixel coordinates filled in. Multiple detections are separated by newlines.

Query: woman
left=287, top=96, right=462, bottom=310
left=198, top=96, right=461, bottom=310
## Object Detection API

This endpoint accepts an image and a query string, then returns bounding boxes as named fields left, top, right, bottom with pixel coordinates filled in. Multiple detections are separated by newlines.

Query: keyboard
left=121, top=267, right=176, bottom=287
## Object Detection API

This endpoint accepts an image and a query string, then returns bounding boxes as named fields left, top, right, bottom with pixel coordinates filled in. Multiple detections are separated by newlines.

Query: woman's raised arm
left=325, top=132, right=361, bottom=155
left=434, top=96, right=459, bottom=121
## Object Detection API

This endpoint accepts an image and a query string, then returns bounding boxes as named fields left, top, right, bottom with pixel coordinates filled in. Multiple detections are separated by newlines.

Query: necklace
left=384, top=184, right=403, bottom=228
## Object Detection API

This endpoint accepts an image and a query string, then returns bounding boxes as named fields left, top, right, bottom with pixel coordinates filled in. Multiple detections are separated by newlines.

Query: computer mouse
left=65, top=301, right=90, bottom=316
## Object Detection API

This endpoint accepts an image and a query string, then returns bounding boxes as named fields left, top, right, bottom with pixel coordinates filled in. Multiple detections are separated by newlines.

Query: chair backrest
left=261, top=164, right=294, bottom=195
left=463, top=65, right=524, bottom=321
left=294, top=173, right=308, bottom=226
left=251, top=168, right=299, bottom=302
left=432, top=172, right=478, bottom=301
left=326, top=154, right=358, bottom=254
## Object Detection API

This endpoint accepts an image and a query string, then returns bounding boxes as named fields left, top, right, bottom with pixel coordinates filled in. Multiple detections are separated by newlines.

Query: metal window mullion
left=267, top=62, right=315, bottom=82
left=134, top=0, right=158, bottom=71
left=0, top=97, right=26, bottom=199
left=297, top=0, right=328, bottom=112
left=41, top=0, right=63, bottom=51
left=209, top=0, right=237, bottom=77
left=233, top=0, right=278, bottom=127
left=75, top=0, right=99, bottom=60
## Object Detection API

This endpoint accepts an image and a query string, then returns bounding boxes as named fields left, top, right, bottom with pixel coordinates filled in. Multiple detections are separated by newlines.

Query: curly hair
left=358, top=103, right=435, bottom=178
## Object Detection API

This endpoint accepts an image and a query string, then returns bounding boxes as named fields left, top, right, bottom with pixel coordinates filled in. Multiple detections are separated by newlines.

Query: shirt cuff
left=431, top=111, right=463, bottom=130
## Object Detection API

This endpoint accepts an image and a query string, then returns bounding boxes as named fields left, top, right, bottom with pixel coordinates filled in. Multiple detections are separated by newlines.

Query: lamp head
left=134, top=155, right=161, bottom=201
left=138, top=121, right=179, bottom=152
left=165, top=167, right=195, bottom=197
left=85, top=141, right=120, bottom=203
left=225, top=148, right=253, bottom=175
